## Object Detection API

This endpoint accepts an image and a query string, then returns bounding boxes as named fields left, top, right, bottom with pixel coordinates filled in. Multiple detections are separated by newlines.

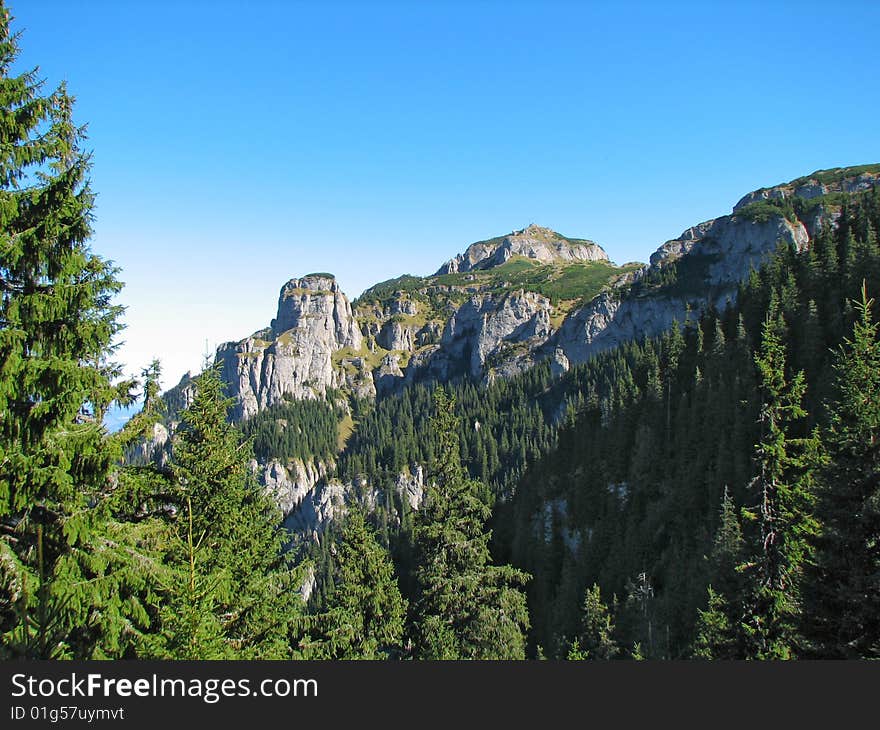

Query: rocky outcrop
left=255, top=457, right=333, bottom=517
left=377, top=319, right=416, bottom=351
left=374, top=353, right=406, bottom=396
left=169, top=167, right=876, bottom=431
left=732, top=168, right=880, bottom=212
left=404, top=289, right=554, bottom=382
left=217, top=275, right=366, bottom=420
left=556, top=290, right=689, bottom=364
left=436, top=224, right=609, bottom=274
left=126, top=422, right=172, bottom=469
left=555, top=196, right=817, bottom=367
left=261, top=462, right=428, bottom=540
left=649, top=211, right=809, bottom=273
left=282, top=480, right=348, bottom=541
left=549, top=347, right=570, bottom=378
left=394, top=465, right=427, bottom=511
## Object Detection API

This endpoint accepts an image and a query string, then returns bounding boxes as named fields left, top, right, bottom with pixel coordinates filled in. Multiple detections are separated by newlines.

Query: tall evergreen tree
left=298, top=508, right=407, bottom=659
left=738, top=314, right=820, bottom=659
left=692, top=488, right=743, bottom=658
left=0, top=4, right=139, bottom=657
left=806, top=284, right=880, bottom=657
left=410, top=388, right=530, bottom=659
left=567, top=583, right=618, bottom=660
left=151, top=365, right=303, bottom=659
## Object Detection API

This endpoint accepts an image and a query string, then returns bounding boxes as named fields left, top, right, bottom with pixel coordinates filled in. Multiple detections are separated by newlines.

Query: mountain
left=434, top=223, right=609, bottom=274
left=134, top=165, right=880, bottom=659
left=177, top=165, right=879, bottom=424
left=179, top=225, right=638, bottom=421
left=152, top=165, right=879, bottom=540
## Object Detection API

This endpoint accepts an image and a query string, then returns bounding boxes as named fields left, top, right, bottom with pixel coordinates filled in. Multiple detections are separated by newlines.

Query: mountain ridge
left=163, top=165, right=879, bottom=425
left=434, top=223, right=610, bottom=275
left=146, top=164, right=880, bottom=539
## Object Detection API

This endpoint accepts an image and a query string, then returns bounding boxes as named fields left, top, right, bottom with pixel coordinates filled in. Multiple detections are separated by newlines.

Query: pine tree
left=692, top=587, right=733, bottom=659
left=410, top=388, right=530, bottom=659
left=709, top=487, right=744, bottom=599
left=567, top=583, right=618, bottom=660
left=156, top=364, right=303, bottom=659
left=738, top=314, right=820, bottom=659
left=298, top=508, right=407, bottom=659
left=806, top=284, right=880, bottom=657
left=692, top=488, right=743, bottom=658
left=138, top=492, right=232, bottom=660
left=0, top=5, right=138, bottom=658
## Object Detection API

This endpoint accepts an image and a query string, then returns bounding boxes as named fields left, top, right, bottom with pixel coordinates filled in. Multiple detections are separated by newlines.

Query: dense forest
left=1, top=4, right=878, bottom=660
left=302, top=185, right=880, bottom=659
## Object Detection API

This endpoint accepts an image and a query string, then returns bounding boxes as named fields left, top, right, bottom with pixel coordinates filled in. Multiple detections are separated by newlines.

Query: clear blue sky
left=11, top=0, right=880, bottom=389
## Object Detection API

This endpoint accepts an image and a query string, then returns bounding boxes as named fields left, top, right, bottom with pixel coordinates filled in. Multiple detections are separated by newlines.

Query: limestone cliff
left=732, top=166, right=880, bottom=211
left=436, top=223, right=608, bottom=274
left=190, top=168, right=877, bottom=425
left=216, top=274, right=372, bottom=420
left=554, top=207, right=812, bottom=365
left=155, top=165, right=878, bottom=537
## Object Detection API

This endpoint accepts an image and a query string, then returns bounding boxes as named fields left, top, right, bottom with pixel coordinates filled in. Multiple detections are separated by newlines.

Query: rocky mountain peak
left=271, top=273, right=346, bottom=336
left=280, top=273, right=337, bottom=296
left=435, top=224, right=609, bottom=275
left=211, top=270, right=366, bottom=420
left=185, top=164, right=879, bottom=427
left=732, top=165, right=880, bottom=212
left=513, top=223, right=559, bottom=240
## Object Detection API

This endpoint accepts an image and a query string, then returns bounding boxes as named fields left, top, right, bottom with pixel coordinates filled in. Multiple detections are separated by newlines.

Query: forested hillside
left=505, top=187, right=880, bottom=657
left=2, top=1, right=878, bottom=661
left=275, top=186, right=880, bottom=659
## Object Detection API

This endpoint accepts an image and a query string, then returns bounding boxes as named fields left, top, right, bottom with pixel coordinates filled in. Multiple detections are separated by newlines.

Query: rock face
left=412, top=290, right=554, bottom=381
left=649, top=212, right=810, bottom=273
left=732, top=168, right=880, bottom=212
left=282, top=480, right=348, bottom=540
left=256, top=457, right=333, bottom=517
left=555, top=201, right=812, bottom=366
left=217, top=275, right=367, bottom=420
left=155, top=166, right=879, bottom=540
left=270, top=461, right=428, bottom=538
left=127, top=422, right=172, bottom=469
left=436, top=224, right=609, bottom=274
left=175, top=168, right=876, bottom=426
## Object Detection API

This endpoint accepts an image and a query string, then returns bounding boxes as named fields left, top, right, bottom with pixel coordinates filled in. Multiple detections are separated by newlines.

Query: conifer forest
left=2, top=3, right=879, bottom=661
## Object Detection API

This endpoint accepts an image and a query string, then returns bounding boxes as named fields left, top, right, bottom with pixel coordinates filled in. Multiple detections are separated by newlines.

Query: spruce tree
left=138, top=492, right=232, bottom=660
left=806, top=284, right=880, bottom=657
left=298, top=508, right=407, bottom=659
left=567, top=583, right=618, bottom=660
left=157, top=364, right=303, bottom=659
left=411, top=388, right=530, bottom=659
left=692, top=488, right=743, bottom=658
left=738, top=314, right=820, bottom=659
left=0, top=4, right=139, bottom=657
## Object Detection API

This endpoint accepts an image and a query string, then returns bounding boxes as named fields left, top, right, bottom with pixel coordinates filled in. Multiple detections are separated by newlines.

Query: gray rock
left=550, top=347, right=570, bottom=378
left=128, top=422, right=172, bottom=469
left=377, top=318, right=416, bottom=351
left=557, top=209, right=810, bottom=367
left=395, top=464, right=427, bottom=511
left=424, top=290, right=553, bottom=380
left=255, top=457, right=332, bottom=517
left=217, top=274, right=364, bottom=420
left=733, top=169, right=880, bottom=212
left=298, top=565, right=316, bottom=603
left=282, top=480, right=348, bottom=540
left=374, top=353, right=406, bottom=396
left=436, top=224, right=608, bottom=274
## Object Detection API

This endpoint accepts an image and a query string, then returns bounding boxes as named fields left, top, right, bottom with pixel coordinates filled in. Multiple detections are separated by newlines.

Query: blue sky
left=11, top=1, right=880, bottom=389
